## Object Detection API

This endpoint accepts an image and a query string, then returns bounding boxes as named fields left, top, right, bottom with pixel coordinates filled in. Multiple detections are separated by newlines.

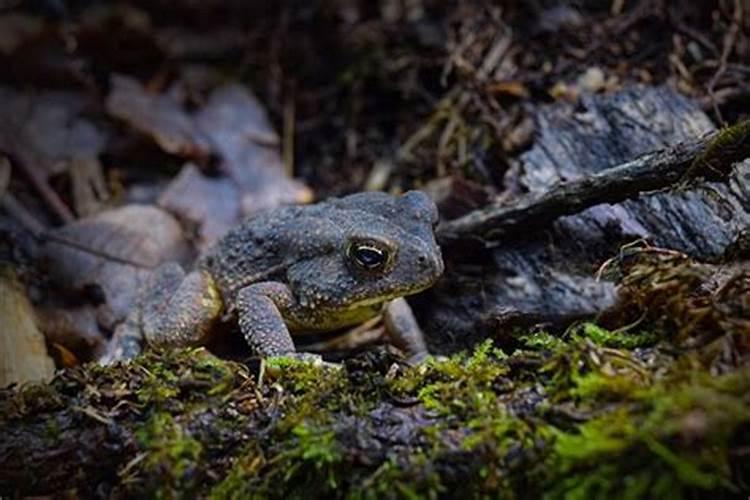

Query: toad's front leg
left=236, top=282, right=298, bottom=356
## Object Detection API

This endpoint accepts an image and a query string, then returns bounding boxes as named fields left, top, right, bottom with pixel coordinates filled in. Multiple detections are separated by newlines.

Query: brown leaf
left=158, top=163, right=241, bottom=251
left=106, top=77, right=312, bottom=215
left=106, top=74, right=212, bottom=159
left=42, top=204, right=191, bottom=321
left=0, top=266, right=55, bottom=387
left=70, top=157, right=111, bottom=217
left=0, top=87, right=106, bottom=176
left=194, top=84, right=313, bottom=215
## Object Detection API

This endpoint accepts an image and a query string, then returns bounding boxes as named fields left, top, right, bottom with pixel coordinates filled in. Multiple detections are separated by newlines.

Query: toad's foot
left=100, top=314, right=143, bottom=364
left=100, top=262, right=223, bottom=364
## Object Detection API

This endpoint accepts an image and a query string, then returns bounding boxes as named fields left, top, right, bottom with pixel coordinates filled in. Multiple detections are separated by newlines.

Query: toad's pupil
left=354, top=246, right=386, bottom=268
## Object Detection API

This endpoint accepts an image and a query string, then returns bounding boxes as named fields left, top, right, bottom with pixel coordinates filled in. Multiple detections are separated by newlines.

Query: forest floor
left=0, top=1, right=749, bottom=498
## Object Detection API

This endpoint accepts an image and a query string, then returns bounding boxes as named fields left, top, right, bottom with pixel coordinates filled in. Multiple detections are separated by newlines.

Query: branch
left=436, top=120, right=750, bottom=242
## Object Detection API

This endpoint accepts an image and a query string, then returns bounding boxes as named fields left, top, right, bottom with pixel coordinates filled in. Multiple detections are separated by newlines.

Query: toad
left=109, top=191, right=444, bottom=362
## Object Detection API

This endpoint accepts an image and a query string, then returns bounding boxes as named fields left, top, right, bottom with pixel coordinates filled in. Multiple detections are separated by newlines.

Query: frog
left=106, top=190, right=444, bottom=362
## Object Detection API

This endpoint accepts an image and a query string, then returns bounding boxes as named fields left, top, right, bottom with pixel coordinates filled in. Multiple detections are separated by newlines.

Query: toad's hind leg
left=384, top=297, right=429, bottom=363
left=141, top=263, right=223, bottom=347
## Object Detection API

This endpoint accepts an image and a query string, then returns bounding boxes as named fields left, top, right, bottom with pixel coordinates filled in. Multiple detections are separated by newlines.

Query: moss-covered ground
left=1, top=330, right=747, bottom=498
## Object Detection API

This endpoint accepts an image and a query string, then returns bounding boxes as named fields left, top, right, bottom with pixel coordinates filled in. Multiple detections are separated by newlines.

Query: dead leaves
left=0, top=8, right=313, bottom=368
left=106, top=75, right=312, bottom=249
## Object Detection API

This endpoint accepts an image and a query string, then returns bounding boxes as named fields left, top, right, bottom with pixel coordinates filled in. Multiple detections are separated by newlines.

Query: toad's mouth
left=340, top=276, right=440, bottom=310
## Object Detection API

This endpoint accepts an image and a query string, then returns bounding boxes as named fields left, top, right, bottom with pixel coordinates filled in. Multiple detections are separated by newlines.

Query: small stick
left=1, top=192, right=47, bottom=238
left=706, top=0, right=743, bottom=124
left=5, top=152, right=75, bottom=224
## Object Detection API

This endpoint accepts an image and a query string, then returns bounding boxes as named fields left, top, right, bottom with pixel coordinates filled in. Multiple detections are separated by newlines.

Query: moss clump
left=209, top=357, right=350, bottom=499
left=547, top=367, right=750, bottom=499
left=519, top=330, right=567, bottom=351
left=578, top=323, right=661, bottom=349
left=385, top=341, right=548, bottom=496
left=684, top=118, right=750, bottom=182
left=134, top=347, right=237, bottom=411
left=133, top=413, right=204, bottom=495
left=389, top=340, right=509, bottom=416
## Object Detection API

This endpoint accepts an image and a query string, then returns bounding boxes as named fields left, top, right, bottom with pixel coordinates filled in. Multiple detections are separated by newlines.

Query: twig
left=1, top=192, right=47, bottom=238
left=700, top=83, right=750, bottom=110
left=282, top=90, right=295, bottom=178
left=437, top=122, right=750, bottom=242
left=0, top=156, right=10, bottom=199
left=706, top=0, right=743, bottom=125
left=4, top=151, right=75, bottom=224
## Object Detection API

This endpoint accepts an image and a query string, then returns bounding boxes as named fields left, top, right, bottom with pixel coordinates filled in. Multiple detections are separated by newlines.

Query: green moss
left=210, top=357, right=353, bottom=498
left=43, top=417, right=62, bottom=440
left=208, top=451, right=262, bottom=500
left=685, top=119, right=750, bottom=182
left=579, top=323, right=660, bottom=349
left=384, top=341, right=544, bottom=497
left=545, top=367, right=750, bottom=499
left=210, top=422, right=345, bottom=498
left=517, top=323, right=660, bottom=353
left=348, top=454, right=445, bottom=500
left=291, top=422, right=342, bottom=467
left=519, top=331, right=567, bottom=351
left=15, top=383, right=64, bottom=415
left=134, top=412, right=204, bottom=496
left=133, top=347, right=237, bottom=411
left=389, top=340, right=509, bottom=416
left=570, top=371, right=645, bottom=400
left=3, top=324, right=747, bottom=499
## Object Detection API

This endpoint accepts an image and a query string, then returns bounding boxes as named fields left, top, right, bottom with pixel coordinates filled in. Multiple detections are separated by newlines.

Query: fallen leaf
left=70, top=157, right=111, bottom=217
left=0, top=266, right=55, bottom=387
left=42, top=204, right=191, bottom=321
left=195, top=83, right=313, bottom=215
left=158, top=163, right=241, bottom=250
left=0, top=87, right=106, bottom=177
left=106, top=74, right=212, bottom=159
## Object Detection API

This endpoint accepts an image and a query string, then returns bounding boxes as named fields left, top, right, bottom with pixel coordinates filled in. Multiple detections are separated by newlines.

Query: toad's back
left=197, top=191, right=443, bottom=318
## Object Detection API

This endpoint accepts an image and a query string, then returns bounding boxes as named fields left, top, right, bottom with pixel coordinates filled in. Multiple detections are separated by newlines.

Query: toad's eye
left=348, top=243, right=390, bottom=271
